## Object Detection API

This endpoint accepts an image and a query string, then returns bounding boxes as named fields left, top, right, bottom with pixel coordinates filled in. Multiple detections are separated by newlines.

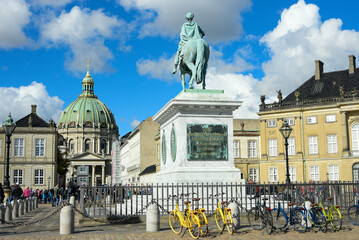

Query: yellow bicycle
left=210, top=193, right=234, bottom=235
left=168, top=194, right=202, bottom=239
left=192, top=197, right=208, bottom=236
left=318, top=197, right=342, bottom=231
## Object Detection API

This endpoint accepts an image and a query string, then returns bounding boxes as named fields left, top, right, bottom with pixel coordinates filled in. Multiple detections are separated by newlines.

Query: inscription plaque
left=187, top=124, right=228, bottom=160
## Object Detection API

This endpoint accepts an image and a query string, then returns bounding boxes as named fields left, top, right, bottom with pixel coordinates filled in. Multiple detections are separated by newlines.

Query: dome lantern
left=80, top=59, right=96, bottom=98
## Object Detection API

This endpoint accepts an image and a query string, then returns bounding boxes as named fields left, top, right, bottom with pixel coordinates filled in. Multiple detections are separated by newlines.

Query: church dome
left=58, top=63, right=117, bottom=130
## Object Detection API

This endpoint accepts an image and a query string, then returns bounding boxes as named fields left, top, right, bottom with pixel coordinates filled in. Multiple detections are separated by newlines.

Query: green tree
left=57, top=150, right=71, bottom=176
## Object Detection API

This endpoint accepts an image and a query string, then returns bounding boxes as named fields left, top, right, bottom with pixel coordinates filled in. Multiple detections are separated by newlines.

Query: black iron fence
left=79, top=181, right=359, bottom=218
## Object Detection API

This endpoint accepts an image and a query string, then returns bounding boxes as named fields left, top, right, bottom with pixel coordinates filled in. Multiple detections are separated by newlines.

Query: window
left=267, top=120, right=276, bottom=127
left=285, top=118, right=295, bottom=126
left=310, top=166, right=320, bottom=181
left=327, top=134, right=338, bottom=153
left=289, top=166, right=296, bottom=182
left=69, top=139, right=74, bottom=153
left=328, top=165, right=339, bottom=181
left=249, top=168, right=258, bottom=182
left=13, top=169, right=23, bottom=185
left=248, top=141, right=257, bottom=158
left=14, top=138, right=24, bottom=157
left=85, top=139, right=91, bottom=152
left=288, top=138, right=295, bottom=156
left=307, top=116, right=317, bottom=124
left=35, top=138, right=45, bottom=156
left=100, top=139, right=106, bottom=154
left=352, top=124, right=359, bottom=155
left=268, top=139, right=277, bottom=156
left=233, top=140, right=240, bottom=158
left=326, top=114, right=336, bottom=122
left=34, top=169, right=44, bottom=185
left=269, top=167, right=278, bottom=182
left=308, top=136, right=318, bottom=154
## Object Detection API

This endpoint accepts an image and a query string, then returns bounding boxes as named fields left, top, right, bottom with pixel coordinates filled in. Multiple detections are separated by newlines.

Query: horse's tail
left=195, top=39, right=208, bottom=84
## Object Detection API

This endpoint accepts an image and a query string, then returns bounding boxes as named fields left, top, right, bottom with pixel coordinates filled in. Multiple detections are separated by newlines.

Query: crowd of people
left=0, top=182, right=80, bottom=206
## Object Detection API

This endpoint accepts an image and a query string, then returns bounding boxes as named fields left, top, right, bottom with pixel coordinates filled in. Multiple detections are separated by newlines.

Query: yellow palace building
left=257, top=55, right=359, bottom=183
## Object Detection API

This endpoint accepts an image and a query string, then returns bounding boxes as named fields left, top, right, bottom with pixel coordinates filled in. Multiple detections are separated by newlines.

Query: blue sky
left=1, top=0, right=359, bottom=136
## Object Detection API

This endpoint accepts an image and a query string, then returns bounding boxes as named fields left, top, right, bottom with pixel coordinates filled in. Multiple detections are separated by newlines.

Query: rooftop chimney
left=31, top=105, right=37, bottom=114
left=349, top=55, right=356, bottom=74
left=315, top=60, right=324, bottom=80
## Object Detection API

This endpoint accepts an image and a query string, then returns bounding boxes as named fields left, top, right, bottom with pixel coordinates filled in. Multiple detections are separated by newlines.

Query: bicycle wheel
left=314, top=210, right=327, bottom=233
left=247, top=207, right=263, bottom=230
left=271, top=208, right=287, bottom=230
left=215, top=208, right=225, bottom=231
left=188, top=214, right=200, bottom=239
left=348, top=205, right=359, bottom=225
left=264, top=209, right=273, bottom=235
left=198, top=211, right=208, bottom=236
left=292, top=209, right=307, bottom=233
left=169, top=210, right=182, bottom=234
left=226, top=211, right=234, bottom=235
left=331, top=207, right=342, bottom=231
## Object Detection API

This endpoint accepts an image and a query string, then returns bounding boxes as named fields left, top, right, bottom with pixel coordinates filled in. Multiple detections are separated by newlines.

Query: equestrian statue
left=173, top=12, right=210, bottom=90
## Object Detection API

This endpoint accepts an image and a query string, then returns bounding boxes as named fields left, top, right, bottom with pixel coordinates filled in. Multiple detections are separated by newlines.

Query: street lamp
left=279, top=119, right=293, bottom=185
left=2, top=113, right=17, bottom=201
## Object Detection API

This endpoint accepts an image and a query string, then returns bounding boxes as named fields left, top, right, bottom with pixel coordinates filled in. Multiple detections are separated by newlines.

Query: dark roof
left=284, top=68, right=359, bottom=102
left=139, top=164, right=156, bottom=176
left=16, top=113, right=49, bottom=128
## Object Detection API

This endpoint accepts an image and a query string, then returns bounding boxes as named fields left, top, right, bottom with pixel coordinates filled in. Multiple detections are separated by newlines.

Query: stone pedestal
left=154, top=89, right=244, bottom=184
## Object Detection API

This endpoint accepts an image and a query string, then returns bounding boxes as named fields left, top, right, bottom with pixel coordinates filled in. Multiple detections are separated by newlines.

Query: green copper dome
left=58, top=63, right=117, bottom=129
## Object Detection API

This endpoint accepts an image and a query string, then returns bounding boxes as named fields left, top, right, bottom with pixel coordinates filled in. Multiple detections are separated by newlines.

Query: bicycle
left=302, top=201, right=327, bottom=233
left=247, top=195, right=273, bottom=234
left=209, top=193, right=234, bottom=235
left=318, top=197, right=342, bottom=231
left=348, top=189, right=359, bottom=225
left=190, top=194, right=208, bottom=236
left=168, top=194, right=202, bottom=239
left=271, top=202, right=307, bottom=233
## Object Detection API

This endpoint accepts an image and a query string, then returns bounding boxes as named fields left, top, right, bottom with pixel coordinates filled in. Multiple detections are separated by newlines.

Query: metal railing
left=79, top=181, right=359, bottom=218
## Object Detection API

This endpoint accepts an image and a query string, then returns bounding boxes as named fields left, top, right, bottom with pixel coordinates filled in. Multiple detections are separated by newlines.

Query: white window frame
left=35, top=138, right=45, bottom=157
left=269, top=167, right=278, bottom=182
left=289, top=166, right=296, bottom=182
left=248, top=140, right=257, bottom=158
left=326, top=114, right=336, bottom=123
left=249, top=168, right=258, bottom=183
left=328, top=165, right=339, bottom=181
left=267, top=120, right=277, bottom=127
left=285, top=118, right=295, bottom=126
left=14, top=138, right=25, bottom=157
left=288, top=137, right=295, bottom=156
left=308, top=136, right=318, bottom=155
left=307, top=116, right=317, bottom=124
left=233, top=140, right=240, bottom=158
left=268, top=139, right=277, bottom=156
left=13, top=169, right=23, bottom=185
left=34, top=169, right=44, bottom=185
left=327, top=134, right=338, bottom=154
left=310, top=166, right=320, bottom=181
left=351, top=124, right=359, bottom=155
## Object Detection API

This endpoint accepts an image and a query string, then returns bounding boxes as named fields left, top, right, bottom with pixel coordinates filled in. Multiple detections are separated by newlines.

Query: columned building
left=57, top=64, right=119, bottom=186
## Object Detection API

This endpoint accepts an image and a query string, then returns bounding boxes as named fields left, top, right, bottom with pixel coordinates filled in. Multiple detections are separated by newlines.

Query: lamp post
left=2, top=113, right=17, bottom=201
left=279, top=120, right=293, bottom=185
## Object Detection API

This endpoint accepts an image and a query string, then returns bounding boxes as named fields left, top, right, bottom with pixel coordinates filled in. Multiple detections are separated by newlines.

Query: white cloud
left=32, top=0, right=73, bottom=7
left=118, top=0, right=252, bottom=43
left=131, top=118, right=141, bottom=128
left=0, top=0, right=32, bottom=49
left=0, top=82, right=64, bottom=124
left=137, top=55, right=175, bottom=80
left=259, top=0, right=359, bottom=98
left=41, top=6, right=127, bottom=73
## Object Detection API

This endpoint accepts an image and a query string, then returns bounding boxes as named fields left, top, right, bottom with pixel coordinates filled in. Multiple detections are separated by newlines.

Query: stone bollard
left=228, top=202, right=240, bottom=230
left=146, top=203, right=160, bottom=232
left=60, top=206, right=74, bottom=235
left=5, top=203, right=12, bottom=222
left=12, top=201, right=19, bottom=219
left=29, top=198, right=33, bottom=211
left=0, top=204, right=6, bottom=224
left=35, top=198, right=39, bottom=208
left=19, top=200, right=24, bottom=215
left=25, top=199, right=29, bottom=213
left=31, top=197, right=35, bottom=210
left=305, top=201, right=312, bottom=228
left=69, top=196, right=76, bottom=207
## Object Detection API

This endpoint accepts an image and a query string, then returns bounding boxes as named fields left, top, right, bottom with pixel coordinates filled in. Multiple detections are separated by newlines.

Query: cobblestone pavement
left=1, top=204, right=359, bottom=240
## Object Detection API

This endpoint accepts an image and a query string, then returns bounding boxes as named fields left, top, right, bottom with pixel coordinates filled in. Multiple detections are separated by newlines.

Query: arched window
left=100, top=139, right=106, bottom=154
left=351, top=124, right=359, bottom=155
left=85, top=139, right=91, bottom=152
left=69, top=139, right=74, bottom=153
left=353, top=163, right=359, bottom=182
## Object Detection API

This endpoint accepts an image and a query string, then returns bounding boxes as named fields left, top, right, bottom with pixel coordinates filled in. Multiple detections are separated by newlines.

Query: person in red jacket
left=23, top=186, right=31, bottom=198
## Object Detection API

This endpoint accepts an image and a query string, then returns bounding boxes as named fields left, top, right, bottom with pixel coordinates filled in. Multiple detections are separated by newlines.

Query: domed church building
left=58, top=63, right=119, bottom=186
